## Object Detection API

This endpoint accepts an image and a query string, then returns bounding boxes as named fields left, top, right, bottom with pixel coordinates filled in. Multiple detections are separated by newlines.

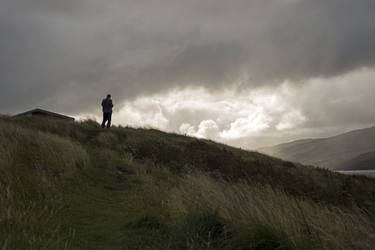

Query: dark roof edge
left=14, top=108, right=75, bottom=120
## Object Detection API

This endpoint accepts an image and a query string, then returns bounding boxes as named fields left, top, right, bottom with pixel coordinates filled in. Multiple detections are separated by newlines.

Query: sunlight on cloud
left=117, top=98, right=169, bottom=129
left=220, top=111, right=272, bottom=140
left=180, top=120, right=220, bottom=140
left=73, top=69, right=375, bottom=149
left=112, top=84, right=306, bottom=147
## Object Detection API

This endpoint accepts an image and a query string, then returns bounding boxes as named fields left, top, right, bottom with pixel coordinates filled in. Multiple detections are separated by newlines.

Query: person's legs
left=106, top=113, right=112, bottom=128
left=101, top=113, right=107, bottom=128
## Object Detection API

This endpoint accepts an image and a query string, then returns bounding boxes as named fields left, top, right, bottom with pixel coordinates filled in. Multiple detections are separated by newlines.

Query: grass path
left=61, top=164, right=171, bottom=250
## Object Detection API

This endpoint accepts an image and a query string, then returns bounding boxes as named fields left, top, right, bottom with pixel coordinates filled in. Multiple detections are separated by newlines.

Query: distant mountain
left=259, top=126, right=375, bottom=170
left=340, top=151, right=375, bottom=170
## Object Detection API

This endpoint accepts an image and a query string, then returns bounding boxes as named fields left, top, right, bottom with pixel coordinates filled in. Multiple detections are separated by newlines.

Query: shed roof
left=14, top=108, right=75, bottom=121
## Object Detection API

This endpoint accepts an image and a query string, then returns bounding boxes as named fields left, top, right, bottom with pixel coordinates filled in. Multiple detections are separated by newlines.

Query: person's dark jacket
left=102, top=98, right=114, bottom=113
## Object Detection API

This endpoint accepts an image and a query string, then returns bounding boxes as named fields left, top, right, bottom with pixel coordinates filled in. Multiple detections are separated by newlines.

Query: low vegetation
left=0, top=116, right=375, bottom=249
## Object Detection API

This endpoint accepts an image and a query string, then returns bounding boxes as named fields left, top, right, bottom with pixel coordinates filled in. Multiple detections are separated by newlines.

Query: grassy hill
left=259, top=126, right=375, bottom=170
left=1, top=116, right=375, bottom=250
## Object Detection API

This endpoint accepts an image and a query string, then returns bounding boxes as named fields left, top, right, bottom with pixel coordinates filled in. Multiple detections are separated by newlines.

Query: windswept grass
left=0, top=116, right=374, bottom=249
left=0, top=120, right=89, bottom=249
left=169, top=172, right=375, bottom=250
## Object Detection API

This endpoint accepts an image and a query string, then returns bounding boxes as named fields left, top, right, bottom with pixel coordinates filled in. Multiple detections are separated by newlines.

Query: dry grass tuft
left=0, top=121, right=89, bottom=179
left=169, top=172, right=375, bottom=250
left=0, top=121, right=89, bottom=249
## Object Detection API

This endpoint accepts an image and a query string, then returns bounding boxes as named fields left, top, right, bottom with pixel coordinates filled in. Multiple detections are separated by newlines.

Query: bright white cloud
left=74, top=69, right=375, bottom=149
left=180, top=120, right=220, bottom=139
left=220, top=111, right=272, bottom=140
left=102, top=84, right=307, bottom=147
left=116, top=98, right=169, bottom=130
left=179, top=123, right=196, bottom=135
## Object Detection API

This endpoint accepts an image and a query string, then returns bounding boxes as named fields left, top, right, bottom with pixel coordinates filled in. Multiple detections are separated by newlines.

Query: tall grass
left=0, top=121, right=89, bottom=176
left=0, top=120, right=89, bottom=249
left=0, top=116, right=375, bottom=249
left=169, top=172, right=375, bottom=250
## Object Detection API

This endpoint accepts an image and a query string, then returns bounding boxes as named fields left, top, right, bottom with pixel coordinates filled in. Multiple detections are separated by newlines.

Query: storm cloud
left=1, top=0, right=375, bottom=114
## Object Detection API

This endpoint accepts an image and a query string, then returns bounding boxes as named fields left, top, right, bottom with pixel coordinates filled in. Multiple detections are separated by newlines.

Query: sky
left=1, top=0, right=375, bottom=149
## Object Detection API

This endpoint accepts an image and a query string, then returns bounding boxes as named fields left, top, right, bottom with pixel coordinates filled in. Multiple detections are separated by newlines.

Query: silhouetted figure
left=101, top=94, right=114, bottom=128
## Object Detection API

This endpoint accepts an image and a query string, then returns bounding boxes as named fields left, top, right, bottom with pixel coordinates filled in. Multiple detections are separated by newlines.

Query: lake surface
left=337, top=170, right=375, bottom=178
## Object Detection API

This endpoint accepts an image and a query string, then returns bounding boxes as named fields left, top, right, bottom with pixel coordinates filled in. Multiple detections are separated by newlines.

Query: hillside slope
left=259, top=126, right=375, bottom=170
left=1, top=116, right=375, bottom=250
left=339, top=151, right=375, bottom=170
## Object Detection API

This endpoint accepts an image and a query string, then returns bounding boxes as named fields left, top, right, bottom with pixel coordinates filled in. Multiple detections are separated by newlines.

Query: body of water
left=337, top=170, right=375, bottom=178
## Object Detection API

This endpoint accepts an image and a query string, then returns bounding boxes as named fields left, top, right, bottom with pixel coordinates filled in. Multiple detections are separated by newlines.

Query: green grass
left=1, top=116, right=375, bottom=249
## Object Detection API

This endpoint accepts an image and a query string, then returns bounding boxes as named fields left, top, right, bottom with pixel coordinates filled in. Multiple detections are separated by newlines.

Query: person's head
left=106, top=94, right=111, bottom=99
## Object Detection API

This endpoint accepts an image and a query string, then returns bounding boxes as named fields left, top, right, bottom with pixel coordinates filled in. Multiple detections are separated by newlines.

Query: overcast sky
left=1, top=0, right=375, bottom=148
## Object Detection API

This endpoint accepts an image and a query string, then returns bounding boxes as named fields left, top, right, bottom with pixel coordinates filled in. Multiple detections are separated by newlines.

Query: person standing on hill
left=101, top=94, right=114, bottom=128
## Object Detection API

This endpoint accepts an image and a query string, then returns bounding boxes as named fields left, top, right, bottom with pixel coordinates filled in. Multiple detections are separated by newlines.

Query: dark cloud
left=1, top=0, right=375, bottom=114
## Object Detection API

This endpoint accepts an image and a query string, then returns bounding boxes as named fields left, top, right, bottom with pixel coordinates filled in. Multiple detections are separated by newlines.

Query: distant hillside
left=340, top=151, right=375, bottom=170
left=1, top=116, right=375, bottom=250
left=259, top=126, right=375, bottom=170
